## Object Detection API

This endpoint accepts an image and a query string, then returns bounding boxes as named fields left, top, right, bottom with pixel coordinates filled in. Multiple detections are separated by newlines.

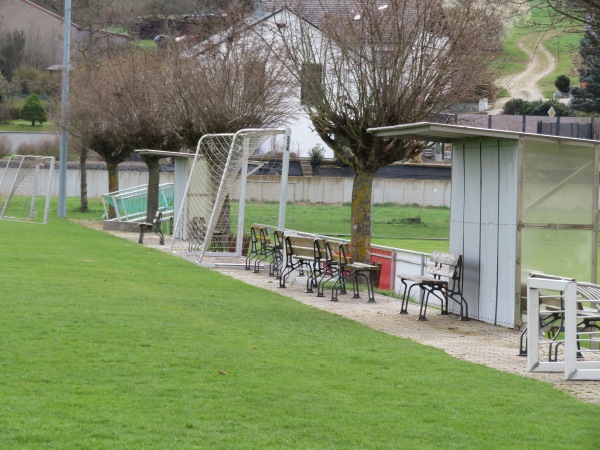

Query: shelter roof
left=368, top=122, right=600, bottom=146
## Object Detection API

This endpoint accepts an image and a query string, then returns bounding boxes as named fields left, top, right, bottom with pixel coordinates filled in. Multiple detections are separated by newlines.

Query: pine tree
left=20, top=94, right=47, bottom=126
left=571, top=13, right=600, bottom=112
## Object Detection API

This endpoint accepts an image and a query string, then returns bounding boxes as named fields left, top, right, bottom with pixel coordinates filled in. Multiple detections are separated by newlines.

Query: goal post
left=0, top=155, right=55, bottom=224
left=170, top=128, right=290, bottom=262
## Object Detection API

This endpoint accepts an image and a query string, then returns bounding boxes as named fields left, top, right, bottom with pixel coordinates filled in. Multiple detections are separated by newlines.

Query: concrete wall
left=1, top=166, right=451, bottom=206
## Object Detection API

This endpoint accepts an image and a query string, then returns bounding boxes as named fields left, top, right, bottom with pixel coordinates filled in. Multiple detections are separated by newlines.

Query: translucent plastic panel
left=522, top=140, right=595, bottom=225
left=521, top=228, right=594, bottom=282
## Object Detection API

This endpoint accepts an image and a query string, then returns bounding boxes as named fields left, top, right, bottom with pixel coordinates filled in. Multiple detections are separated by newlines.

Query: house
left=0, top=0, right=131, bottom=70
left=193, top=0, right=446, bottom=158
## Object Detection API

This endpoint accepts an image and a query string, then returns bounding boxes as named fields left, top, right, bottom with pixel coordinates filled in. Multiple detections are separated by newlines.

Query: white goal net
left=0, top=155, right=55, bottom=224
left=170, top=128, right=290, bottom=262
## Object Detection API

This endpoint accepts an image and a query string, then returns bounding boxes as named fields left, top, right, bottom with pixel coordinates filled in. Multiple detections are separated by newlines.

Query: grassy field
left=0, top=119, right=55, bottom=132
left=69, top=198, right=450, bottom=252
left=0, top=212, right=599, bottom=448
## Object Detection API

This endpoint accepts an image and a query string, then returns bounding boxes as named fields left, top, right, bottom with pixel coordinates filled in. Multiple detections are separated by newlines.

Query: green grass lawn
left=0, top=119, right=55, bottom=132
left=0, top=214, right=599, bottom=448
left=68, top=197, right=451, bottom=252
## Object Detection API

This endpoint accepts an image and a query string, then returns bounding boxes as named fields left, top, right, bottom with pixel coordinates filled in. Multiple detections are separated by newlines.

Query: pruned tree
left=70, top=48, right=180, bottom=220
left=165, top=36, right=296, bottom=147
left=268, top=0, right=502, bottom=261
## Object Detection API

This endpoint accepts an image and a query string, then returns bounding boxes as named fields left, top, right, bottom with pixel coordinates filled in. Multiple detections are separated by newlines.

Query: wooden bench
left=279, top=235, right=325, bottom=291
left=397, top=251, right=467, bottom=321
left=330, top=243, right=378, bottom=303
left=138, top=211, right=164, bottom=245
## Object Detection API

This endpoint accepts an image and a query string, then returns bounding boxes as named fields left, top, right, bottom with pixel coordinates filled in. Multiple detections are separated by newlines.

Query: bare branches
left=271, top=0, right=502, bottom=169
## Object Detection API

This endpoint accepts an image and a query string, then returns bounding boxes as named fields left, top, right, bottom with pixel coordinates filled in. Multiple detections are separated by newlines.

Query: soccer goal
left=0, top=155, right=55, bottom=224
left=169, top=128, right=290, bottom=262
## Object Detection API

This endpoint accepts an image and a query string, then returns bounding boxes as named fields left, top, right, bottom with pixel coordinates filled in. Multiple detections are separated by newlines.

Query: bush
left=20, top=93, right=47, bottom=126
left=502, top=98, right=573, bottom=117
left=6, top=106, right=21, bottom=121
left=0, top=136, right=11, bottom=157
left=554, top=75, right=571, bottom=95
left=308, top=144, right=325, bottom=167
left=16, top=138, right=59, bottom=158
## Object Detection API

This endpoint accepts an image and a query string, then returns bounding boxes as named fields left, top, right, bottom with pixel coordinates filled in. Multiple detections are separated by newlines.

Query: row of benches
left=244, top=226, right=379, bottom=303
left=244, top=225, right=468, bottom=320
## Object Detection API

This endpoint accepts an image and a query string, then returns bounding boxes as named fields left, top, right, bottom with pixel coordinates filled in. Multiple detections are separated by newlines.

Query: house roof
left=261, top=0, right=413, bottom=28
left=21, top=0, right=82, bottom=30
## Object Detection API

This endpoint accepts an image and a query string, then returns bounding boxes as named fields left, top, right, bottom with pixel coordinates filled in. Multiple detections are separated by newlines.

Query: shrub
left=6, top=106, right=21, bottom=120
left=502, top=98, right=573, bottom=117
left=20, top=93, right=47, bottom=126
left=0, top=135, right=11, bottom=157
left=554, top=75, right=571, bottom=95
left=308, top=144, right=325, bottom=167
left=16, top=138, right=59, bottom=158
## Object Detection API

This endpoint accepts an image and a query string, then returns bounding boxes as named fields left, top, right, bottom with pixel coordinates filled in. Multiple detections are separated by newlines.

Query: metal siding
left=449, top=144, right=464, bottom=259
left=496, top=142, right=519, bottom=327
left=478, top=141, right=500, bottom=323
left=453, top=141, right=481, bottom=317
left=449, top=145, right=465, bottom=316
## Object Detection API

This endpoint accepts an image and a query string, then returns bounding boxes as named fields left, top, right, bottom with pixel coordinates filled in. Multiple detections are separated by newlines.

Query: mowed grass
left=0, top=211, right=599, bottom=447
left=67, top=197, right=451, bottom=251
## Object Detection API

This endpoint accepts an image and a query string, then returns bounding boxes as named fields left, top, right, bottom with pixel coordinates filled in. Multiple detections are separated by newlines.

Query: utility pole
left=58, top=0, right=72, bottom=218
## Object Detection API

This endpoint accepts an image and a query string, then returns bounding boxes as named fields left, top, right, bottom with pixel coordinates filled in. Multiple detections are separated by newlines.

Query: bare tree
left=268, top=0, right=502, bottom=261
left=164, top=32, right=297, bottom=147
left=70, top=49, right=180, bottom=220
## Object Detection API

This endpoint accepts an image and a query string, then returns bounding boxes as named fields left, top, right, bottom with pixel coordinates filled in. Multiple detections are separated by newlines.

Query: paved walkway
left=93, top=224, right=600, bottom=405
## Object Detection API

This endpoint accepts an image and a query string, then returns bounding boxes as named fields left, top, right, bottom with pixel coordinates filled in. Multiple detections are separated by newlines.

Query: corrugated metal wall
left=449, top=139, right=518, bottom=327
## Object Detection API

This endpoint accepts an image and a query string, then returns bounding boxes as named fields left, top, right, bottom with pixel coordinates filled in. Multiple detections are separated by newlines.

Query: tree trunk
left=144, top=155, right=161, bottom=223
left=351, top=169, right=374, bottom=263
left=79, top=146, right=88, bottom=212
left=106, top=161, right=119, bottom=219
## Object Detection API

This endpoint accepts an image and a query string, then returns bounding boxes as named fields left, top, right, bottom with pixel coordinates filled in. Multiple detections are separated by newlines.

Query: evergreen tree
left=571, top=13, right=600, bottom=112
left=20, top=94, right=47, bottom=126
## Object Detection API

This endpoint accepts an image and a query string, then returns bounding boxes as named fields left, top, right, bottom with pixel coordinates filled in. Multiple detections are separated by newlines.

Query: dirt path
left=493, top=35, right=558, bottom=110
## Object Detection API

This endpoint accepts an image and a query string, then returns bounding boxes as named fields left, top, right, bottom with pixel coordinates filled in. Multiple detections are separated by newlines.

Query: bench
left=519, top=274, right=600, bottom=360
left=138, top=211, right=165, bottom=245
left=279, top=235, right=325, bottom=291
left=330, top=243, right=378, bottom=303
left=397, top=251, right=467, bottom=321
left=245, top=226, right=283, bottom=276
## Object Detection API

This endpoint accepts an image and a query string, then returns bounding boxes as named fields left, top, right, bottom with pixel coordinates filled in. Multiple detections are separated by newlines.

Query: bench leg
left=349, top=270, right=375, bottom=303
left=317, top=269, right=337, bottom=298
left=418, top=290, right=432, bottom=321
left=155, top=226, right=165, bottom=245
left=330, top=269, right=347, bottom=302
left=138, top=227, right=146, bottom=244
